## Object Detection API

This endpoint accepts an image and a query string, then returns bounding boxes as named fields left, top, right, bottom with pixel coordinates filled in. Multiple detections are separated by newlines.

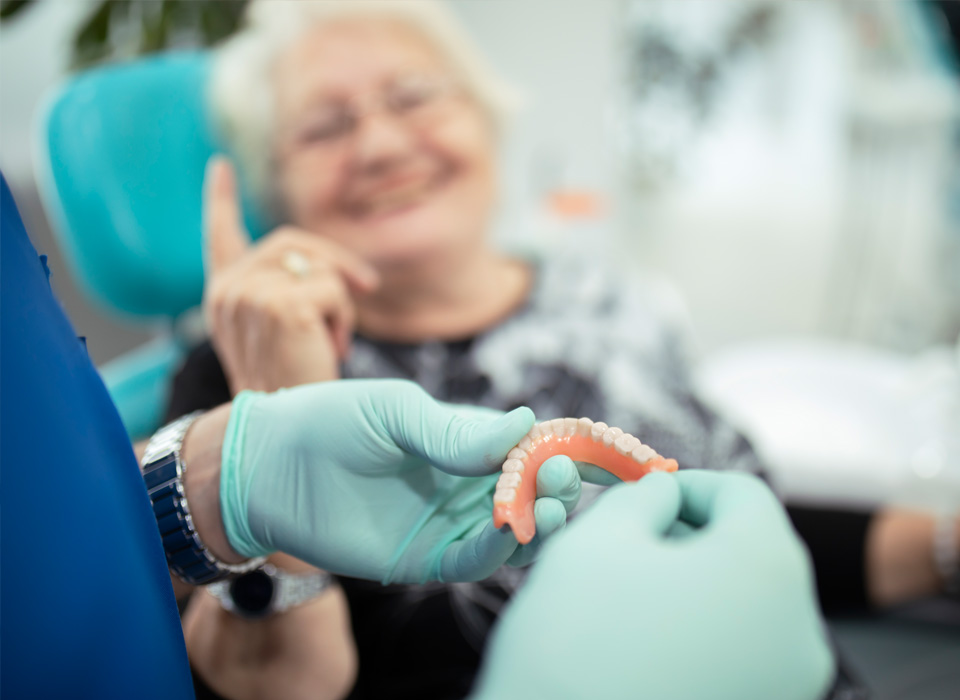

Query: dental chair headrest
left=36, top=51, right=263, bottom=320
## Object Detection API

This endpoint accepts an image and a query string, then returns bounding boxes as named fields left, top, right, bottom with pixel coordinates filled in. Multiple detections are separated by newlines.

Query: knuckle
left=211, top=286, right=241, bottom=318
left=291, top=308, right=321, bottom=330
left=323, top=276, right=350, bottom=302
left=270, top=227, right=309, bottom=249
left=261, top=293, right=293, bottom=320
left=311, top=280, right=347, bottom=310
left=233, top=288, right=260, bottom=313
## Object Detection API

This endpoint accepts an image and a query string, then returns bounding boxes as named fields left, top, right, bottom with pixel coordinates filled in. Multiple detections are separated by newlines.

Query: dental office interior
left=1, top=1, right=958, bottom=699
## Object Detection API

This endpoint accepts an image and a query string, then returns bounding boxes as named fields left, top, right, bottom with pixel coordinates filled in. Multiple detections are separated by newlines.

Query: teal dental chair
left=35, top=51, right=264, bottom=440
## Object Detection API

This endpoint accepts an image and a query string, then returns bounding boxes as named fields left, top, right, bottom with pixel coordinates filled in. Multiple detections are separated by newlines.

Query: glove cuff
left=220, top=390, right=274, bottom=559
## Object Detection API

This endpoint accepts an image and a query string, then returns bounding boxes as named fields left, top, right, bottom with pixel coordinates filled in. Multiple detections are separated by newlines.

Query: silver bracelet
left=206, top=563, right=334, bottom=618
left=933, top=515, right=960, bottom=595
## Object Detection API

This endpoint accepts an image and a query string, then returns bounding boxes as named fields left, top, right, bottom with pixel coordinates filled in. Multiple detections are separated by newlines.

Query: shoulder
left=472, top=248, right=695, bottom=398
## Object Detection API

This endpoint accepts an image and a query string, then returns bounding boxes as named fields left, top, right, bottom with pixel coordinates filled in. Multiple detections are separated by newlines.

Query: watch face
left=229, top=569, right=275, bottom=616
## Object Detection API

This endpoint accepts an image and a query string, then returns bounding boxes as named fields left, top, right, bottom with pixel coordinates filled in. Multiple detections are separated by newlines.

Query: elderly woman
left=167, top=2, right=959, bottom=700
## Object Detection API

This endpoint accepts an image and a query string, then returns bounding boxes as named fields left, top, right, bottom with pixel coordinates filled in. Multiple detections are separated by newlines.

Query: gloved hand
left=219, top=379, right=581, bottom=584
left=472, top=470, right=836, bottom=700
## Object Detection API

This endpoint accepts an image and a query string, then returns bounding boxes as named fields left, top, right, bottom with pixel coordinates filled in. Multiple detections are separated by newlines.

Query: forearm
left=788, top=503, right=960, bottom=611
left=183, top=554, right=358, bottom=700
left=866, top=508, right=959, bottom=607
left=154, top=405, right=358, bottom=699
left=179, top=403, right=246, bottom=565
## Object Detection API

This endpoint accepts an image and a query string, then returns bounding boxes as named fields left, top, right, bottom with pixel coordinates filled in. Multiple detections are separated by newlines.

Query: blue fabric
left=0, top=174, right=194, bottom=700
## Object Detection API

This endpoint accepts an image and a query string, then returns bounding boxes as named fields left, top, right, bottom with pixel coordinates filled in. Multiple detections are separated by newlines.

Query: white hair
left=209, top=0, right=520, bottom=222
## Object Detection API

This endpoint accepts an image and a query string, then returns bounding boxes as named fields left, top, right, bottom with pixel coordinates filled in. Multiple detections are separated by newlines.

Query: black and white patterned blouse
left=167, top=251, right=870, bottom=700
left=341, top=250, right=763, bottom=477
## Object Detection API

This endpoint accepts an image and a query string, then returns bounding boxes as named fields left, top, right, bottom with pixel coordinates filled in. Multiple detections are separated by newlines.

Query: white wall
left=0, top=0, right=97, bottom=184
left=448, top=0, right=622, bottom=241
left=0, top=0, right=154, bottom=364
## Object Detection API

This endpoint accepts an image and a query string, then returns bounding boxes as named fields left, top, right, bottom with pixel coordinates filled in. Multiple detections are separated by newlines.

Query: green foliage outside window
left=0, top=0, right=247, bottom=69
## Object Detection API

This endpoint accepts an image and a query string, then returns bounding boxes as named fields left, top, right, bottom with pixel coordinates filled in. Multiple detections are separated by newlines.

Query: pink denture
left=493, top=417, right=679, bottom=544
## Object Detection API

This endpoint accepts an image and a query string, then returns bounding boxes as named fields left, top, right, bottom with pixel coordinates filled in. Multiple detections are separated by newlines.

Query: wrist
left=180, top=404, right=246, bottom=565
left=932, top=515, right=960, bottom=594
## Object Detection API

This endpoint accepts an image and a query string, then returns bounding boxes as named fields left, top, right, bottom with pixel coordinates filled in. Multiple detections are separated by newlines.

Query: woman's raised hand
left=202, top=156, right=380, bottom=393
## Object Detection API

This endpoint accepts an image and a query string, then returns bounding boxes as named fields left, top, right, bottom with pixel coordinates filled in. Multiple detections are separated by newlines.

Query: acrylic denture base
left=493, top=417, right=679, bottom=544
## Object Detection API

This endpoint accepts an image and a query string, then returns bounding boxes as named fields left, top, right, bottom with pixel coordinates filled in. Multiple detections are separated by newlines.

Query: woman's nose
left=350, top=110, right=417, bottom=173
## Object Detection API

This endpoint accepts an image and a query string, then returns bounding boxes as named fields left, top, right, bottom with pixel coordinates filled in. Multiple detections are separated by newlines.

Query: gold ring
left=281, top=250, right=311, bottom=279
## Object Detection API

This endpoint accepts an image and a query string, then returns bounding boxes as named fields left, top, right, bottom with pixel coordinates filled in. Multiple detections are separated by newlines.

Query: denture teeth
left=494, top=488, right=517, bottom=503
left=590, top=421, right=609, bottom=441
left=563, top=417, right=578, bottom=436
left=497, top=472, right=522, bottom=489
left=517, top=435, right=533, bottom=451
left=577, top=417, right=594, bottom=437
left=538, top=420, right=555, bottom=436
left=550, top=418, right=566, bottom=436
left=602, top=427, right=624, bottom=448
left=503, top=458, right=525, bottom=473
left=507, top=447, right=527, bottom=461
left=631, top=444, right=656, bottom=464
left=528, top=423, right=543, bottom=441
left=614, top=434, right=640, bottom=456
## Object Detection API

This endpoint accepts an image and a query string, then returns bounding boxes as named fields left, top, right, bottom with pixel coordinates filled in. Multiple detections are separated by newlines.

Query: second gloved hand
left=473, top=470, right=836, bottom=700
left=218, top=379, right=580, bottom=584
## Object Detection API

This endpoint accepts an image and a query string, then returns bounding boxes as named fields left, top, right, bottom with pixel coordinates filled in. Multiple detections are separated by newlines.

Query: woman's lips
left=346, top=170, right=451, bottom=220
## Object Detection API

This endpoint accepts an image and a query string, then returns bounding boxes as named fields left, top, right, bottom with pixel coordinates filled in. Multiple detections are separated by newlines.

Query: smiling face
left=271, top=19, right=498, bottom=268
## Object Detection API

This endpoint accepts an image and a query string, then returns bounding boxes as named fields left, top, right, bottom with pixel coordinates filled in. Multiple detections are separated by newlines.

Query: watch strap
left=141, top=411, right=265, bottom=585
left=274, top=566, right=334, bottom=610
left=934, top=516, right=960, bottom=595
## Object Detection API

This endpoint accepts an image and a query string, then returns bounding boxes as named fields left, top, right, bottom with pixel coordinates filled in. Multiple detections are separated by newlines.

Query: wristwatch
left=140, top=411, right=266, bottom=585
left=205, top=563, right=334, bottom=618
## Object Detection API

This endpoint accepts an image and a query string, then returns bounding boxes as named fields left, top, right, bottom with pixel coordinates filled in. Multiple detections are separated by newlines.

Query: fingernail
left=206, top=154, right=224, bottom=178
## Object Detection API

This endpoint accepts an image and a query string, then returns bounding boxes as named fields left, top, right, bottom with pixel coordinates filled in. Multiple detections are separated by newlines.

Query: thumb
left=380, top=384, right=535, bottom=476
left=419, top=404, right=535, bottom=476
left=582, top=472, right=682, bottom=540
left=674, top=470, right=785, bottom=531
left=203, top=155, right=251, bottom=276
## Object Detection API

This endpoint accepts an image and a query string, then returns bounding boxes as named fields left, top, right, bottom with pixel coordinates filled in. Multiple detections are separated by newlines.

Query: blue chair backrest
left=35, top=50, right=264, bottom=322
left=34, top=51, right=265, bottom=438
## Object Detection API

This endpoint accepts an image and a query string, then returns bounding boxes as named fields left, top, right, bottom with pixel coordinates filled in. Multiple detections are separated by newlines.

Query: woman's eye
left=299, top=112, right=354, bottom=143
left=388, top=80, right=439, bottom=112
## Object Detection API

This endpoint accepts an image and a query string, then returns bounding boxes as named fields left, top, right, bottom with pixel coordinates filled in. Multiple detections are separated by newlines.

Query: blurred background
left=7, top=0, right=957, bottom=357
left=1, top=2, right=959, bottom=696
left=3, top=0, right=957, bottom=500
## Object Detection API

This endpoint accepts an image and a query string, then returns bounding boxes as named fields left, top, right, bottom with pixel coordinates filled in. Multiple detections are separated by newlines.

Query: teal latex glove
left=219, top=379, right=581, bottom=584
left=472, top=470, right=836, bottom=700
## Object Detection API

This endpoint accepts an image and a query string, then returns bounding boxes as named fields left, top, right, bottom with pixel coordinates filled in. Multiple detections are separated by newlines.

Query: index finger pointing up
left=203, top=155, right=251, bottom=276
